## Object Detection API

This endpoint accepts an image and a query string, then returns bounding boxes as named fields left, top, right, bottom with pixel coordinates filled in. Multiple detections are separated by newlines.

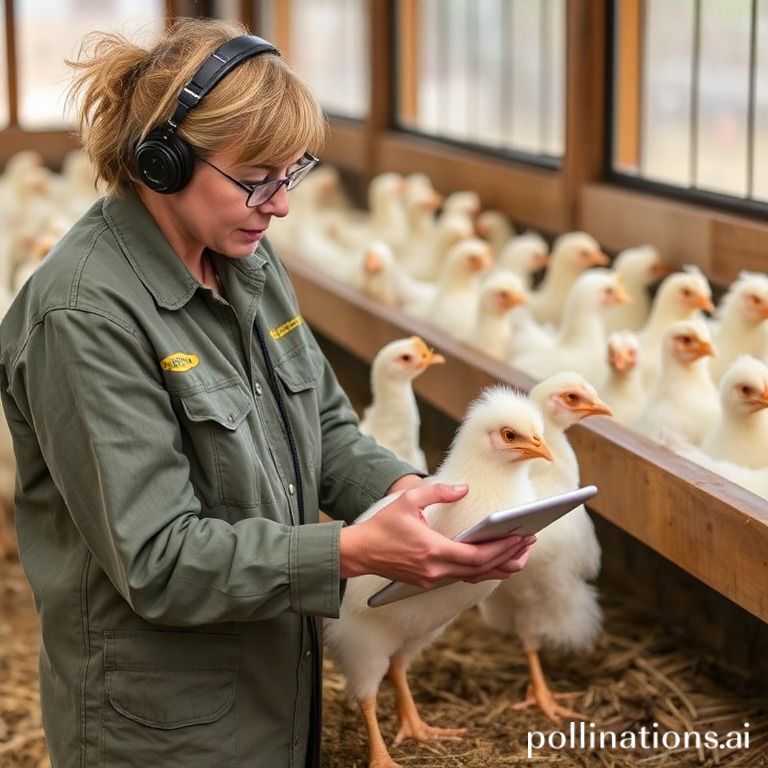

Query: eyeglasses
left=201, top=151, right=319, bottom=207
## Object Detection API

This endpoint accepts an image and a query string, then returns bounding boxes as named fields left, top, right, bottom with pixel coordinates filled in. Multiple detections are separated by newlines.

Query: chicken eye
left=399, top=354, right=413, bottom=363
left=500, top=428, right=518, bottom=443
left=564, top=392, right=580, bottom=405
left=680, top=335, right=692, bottom=345
left=681, top=287, right=692, bottom=298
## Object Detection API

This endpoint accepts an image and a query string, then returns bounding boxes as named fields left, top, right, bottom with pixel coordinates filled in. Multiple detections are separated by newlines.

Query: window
left=612, top=0, right=768, bottom=204
left=15, top=0, right=165, bottom=129
left=397, top=0, right=566, bottom=162
left=287, top=0, right=369, bottom=119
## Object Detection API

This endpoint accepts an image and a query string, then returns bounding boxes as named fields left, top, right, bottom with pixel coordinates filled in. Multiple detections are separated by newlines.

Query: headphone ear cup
left=134, top=129, right=194, bottom=194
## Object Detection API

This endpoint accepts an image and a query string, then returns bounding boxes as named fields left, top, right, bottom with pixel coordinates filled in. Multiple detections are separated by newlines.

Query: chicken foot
left=388, top=660, right=467, bottom=746
left=511, top=648, right=587, bottom=722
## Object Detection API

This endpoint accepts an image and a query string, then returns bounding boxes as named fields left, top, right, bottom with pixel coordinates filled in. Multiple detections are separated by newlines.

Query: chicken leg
left=358, top=695, right=402, bottom=768
left=511, top=647, right=586, bottom=722
left=388, top=660, right=466, bottom=746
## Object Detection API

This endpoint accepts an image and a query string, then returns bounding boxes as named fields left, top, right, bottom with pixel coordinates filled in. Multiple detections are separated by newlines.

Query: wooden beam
left=563, top=0, right=607, bottom=228
left=581, top=181, right=768, bottom=284
left=0, top=128, right=79, bottom=172
left=397, top=0, right=419, bottom=125
left=5, top=0, right=18, bottom=127
left=282, top=252, right=768, bottom=623
left=366, top=0, right=395, bottom=182
left=614, top=0, right=643, bottom=171
left=377, top=131, right=565, bottom=235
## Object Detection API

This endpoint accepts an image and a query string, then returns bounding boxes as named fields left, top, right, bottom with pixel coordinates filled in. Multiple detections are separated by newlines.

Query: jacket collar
left=102, top=185, right=267, bottom=310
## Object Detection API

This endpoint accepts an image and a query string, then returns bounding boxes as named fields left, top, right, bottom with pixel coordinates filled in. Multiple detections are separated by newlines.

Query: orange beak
left=589, top=250, right=610, bottom=267
left=694, top=293, right=715, bottom=313
left=749, top=386, right=768, bottom=412
left=411, top=336, right=446, bottom=369
left=576, top=397, right=613, bottom=418
left=518, top=434, right=554, bottom=462
left=692, top=338, right=715, bottom=359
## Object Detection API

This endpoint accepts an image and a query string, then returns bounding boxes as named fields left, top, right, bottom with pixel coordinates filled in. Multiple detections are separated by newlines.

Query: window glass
left=397, top=0, right=565, bottom=161
left=641, top=0, right=695, bottom=186
left=289, top=0, right=369, bottom=119
left=17, top=0, right=165, bottom=129
left=755, top=0, right=768, bottom=201
left=696, top=0, right=752, bottom=196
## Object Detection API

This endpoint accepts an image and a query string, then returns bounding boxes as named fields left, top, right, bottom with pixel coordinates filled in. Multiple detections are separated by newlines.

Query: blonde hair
left=67, top=18, right=327, bottom=194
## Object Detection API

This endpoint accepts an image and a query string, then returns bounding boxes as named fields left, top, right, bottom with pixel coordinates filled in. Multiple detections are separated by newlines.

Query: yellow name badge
left=160, top=352, right=200, bottom=373
left=269, top=315, right=303, bottom=340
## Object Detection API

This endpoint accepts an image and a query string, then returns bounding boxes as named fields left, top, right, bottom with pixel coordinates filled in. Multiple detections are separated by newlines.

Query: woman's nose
left=259, top=183, right=290, bottom=217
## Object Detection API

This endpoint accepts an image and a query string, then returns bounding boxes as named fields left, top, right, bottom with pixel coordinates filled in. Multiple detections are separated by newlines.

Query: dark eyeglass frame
left=200, top=151, right=319, bottom=207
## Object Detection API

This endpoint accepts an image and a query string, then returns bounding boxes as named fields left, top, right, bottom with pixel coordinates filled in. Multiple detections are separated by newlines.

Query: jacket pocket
left=101, top=631, right=240, bottom=768
left=177, top=380, right=275, bottom=510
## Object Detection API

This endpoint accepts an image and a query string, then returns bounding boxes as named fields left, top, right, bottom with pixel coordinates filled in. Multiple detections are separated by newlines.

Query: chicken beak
left=589, top=250, right=610, bottom=267
left=424, top=351, right=446, bottom=368
left=612, top=282, right=632, bottom=305
left=750, top=386, right=768, bottom=412
left=610, top=349, right=633, bottom=373
left=693, top=339, right=715, bottom=359
left=411, top=336, right=445, bottom=369
left=363, top=250, right=384, bottom=274
left=578, top=398, right=613, bottom=418
left=520, top=434, right=554, bottom=462
left=694, top=293, right=715, bottom=312
left=651, top=261, right=673, bottom=280
left=469, top=249, right=493, bottom=273
left=425, top=193, right=443, bottom=212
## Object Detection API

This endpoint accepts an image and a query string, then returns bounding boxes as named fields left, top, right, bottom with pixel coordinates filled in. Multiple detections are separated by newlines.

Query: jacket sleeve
left=5, top=307, right=345, bottom=625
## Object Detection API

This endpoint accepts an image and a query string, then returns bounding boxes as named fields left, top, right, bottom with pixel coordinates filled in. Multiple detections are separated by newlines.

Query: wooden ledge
left=283, top=254, right=768, bottom=623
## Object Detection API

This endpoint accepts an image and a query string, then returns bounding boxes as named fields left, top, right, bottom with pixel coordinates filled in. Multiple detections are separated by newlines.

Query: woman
left=0, top=19, right=533, bottom=768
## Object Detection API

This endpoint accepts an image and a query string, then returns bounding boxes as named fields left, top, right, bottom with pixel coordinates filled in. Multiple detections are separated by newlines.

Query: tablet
left=366, top=484, right=598, bottom=608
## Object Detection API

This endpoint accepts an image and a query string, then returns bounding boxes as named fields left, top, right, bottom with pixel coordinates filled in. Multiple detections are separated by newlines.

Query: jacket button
left=288, top=483, right=295, bottom=495
left=255, top=383, right=263, bottom=396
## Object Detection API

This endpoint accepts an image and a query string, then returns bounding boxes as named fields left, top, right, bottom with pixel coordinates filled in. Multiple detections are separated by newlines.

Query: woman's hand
left=338, top=482, right=535, bottom=587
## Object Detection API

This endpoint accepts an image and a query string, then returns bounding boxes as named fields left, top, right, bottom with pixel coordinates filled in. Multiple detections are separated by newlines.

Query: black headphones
left=134, top=34, right=279, bottom=194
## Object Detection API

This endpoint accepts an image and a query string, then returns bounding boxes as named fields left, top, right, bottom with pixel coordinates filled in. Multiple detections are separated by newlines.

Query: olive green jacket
left=0, top=188, right=414, bottom=768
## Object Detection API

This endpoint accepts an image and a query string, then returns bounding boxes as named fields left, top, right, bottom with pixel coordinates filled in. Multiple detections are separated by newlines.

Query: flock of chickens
left=1, top=153, right=766, bottom=767
left=270, top=166, right=768, bottom=501
left=270, top=166, right=768, bottom=765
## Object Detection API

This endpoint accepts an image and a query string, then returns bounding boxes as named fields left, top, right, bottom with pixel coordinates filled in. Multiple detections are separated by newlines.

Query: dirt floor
left=1, top=556, right=766, bottom=768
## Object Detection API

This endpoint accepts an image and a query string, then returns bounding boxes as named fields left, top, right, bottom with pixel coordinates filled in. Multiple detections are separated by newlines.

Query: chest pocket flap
left=273, top=345, right=324, bottom=394
left=180, top=382, right=252, bottom=430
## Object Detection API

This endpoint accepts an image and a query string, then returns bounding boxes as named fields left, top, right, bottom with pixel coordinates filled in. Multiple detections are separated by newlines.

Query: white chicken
left=475, top=209, right=516, bottom=256
left=464, top=270, right=528, bottom=361
left=528, top=232, right=609, bottom=327
left=480, top=372, right=609, bottom=721
left=408, top=239, right=493, bottom=336
left=637, top=266, right=714, bottom=389
left=700, top=355, right=768, bottom=469
left=359, top=337, right=445, bottom=472
left=511, top=269, right=631, bottom=383
left=324, top=387, right=552, bottom=768
left=632, top=319, right=719, bottom=444
left=659, top=430, right=768, bottom=500
left=605, top=244, right=670, bottom=332
left=442, top=189, right=482, bottom=219
left=599, top=331, right=646, bottom=426
left=497, top=232, right=550, bottom=290
left=709, top=271, right=768, bottom=383
left=326, top=171, right=408, bottom=253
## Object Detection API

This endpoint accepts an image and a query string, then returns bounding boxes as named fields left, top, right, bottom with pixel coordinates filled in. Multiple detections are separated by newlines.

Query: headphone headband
left=167, top=35, right=279, bottom=132
left=135, top=34, right=280, bottom=194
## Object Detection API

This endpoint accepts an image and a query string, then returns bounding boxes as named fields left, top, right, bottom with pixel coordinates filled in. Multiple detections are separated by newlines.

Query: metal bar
left=689, top=0, right=701, bottom=188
